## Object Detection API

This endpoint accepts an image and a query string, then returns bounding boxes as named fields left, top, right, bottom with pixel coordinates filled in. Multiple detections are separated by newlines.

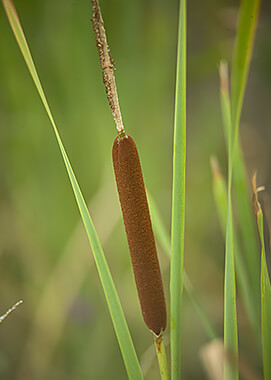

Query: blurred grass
left=252, top=172, right=271, bottom=380
left=0, top=0, right=270, bottom=379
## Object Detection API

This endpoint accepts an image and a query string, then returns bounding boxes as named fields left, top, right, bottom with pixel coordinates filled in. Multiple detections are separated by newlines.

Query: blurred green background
left=0, top=0, right=271, bottom=379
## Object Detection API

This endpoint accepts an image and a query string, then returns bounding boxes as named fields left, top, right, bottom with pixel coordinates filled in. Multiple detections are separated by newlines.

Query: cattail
left=113, top=134, right=167, bottom=336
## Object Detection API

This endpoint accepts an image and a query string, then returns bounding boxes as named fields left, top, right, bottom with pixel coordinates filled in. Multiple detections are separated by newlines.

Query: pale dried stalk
left=0, top=300, right=23, bottom=324
left=91, top=0, right=125, bottom=136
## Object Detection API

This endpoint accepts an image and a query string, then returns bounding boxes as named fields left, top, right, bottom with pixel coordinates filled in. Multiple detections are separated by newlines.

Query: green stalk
left=155, top=335, right=169, bottom=380
left=170, top=0, right=186, bottom=378
left=2, top=1, right=143, bottom=378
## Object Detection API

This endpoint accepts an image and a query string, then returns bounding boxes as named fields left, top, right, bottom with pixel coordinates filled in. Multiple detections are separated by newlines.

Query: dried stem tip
left=91, top=0, right=125, bottom=136
left=112, top=135, right=167, bottom=336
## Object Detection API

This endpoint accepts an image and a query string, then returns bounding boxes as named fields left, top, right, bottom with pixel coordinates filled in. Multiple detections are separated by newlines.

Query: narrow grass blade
left=231, top=0, right=261, bottom=138
left=170, top=0, right=186, bottom=378
left=220, top=62, right=239, bottom=380
left=148, top=193, right=217, bottom=341
left=2, top=1, right=143, bottom=378
left=252, top=173, right=271, bottom=380
left=211, top=156, right=260, bottom=341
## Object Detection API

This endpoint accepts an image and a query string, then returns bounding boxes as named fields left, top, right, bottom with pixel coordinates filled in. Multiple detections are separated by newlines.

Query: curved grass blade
left=2, top=1, right=143, bottom=378
left=252, top=174, right=271, bottom=380
left=170, top=0, right=186, bottom=378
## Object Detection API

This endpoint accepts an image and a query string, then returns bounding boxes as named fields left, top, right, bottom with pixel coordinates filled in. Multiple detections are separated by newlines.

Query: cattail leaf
left=2, top=1, right=143, bottom=379
left=170, top=0, right=186, bottom=378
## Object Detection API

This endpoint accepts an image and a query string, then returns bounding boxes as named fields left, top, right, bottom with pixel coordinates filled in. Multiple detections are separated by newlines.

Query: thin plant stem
left=0, top=300, right=23, bottom=324
left=155, top=335, right=169, bottom=380
left=91, top=0, right=125, bottom=136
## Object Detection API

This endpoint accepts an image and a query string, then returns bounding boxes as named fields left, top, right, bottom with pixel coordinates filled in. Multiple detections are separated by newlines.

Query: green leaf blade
left=231, top=0, right=261, bottom=137
left=170, top=0, right=186, bottom=378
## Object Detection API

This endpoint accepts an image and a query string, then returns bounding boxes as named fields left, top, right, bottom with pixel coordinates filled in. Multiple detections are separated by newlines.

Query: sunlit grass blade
left=148, top=193, right=217, bottom=341
left=170, top=0, right=186, bottom=378
left=2, top=1, right=143, bottom=378
left=220, top=61, right=239, bottom=380
left=252, top=173, right=271, bottom=380
left=211, top=156, right=260, bottom=341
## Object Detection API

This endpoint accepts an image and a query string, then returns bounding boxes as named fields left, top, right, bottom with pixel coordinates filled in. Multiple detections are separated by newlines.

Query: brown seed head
left=112, top=135, right=167, bottom=335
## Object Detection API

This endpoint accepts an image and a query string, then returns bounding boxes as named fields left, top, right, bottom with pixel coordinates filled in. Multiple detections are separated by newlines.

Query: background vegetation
left=0, top=0, right=271, bottom=379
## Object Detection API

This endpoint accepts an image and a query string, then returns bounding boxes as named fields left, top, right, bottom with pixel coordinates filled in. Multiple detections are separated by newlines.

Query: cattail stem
left=155, top=335, right=169, bottom=380
left=91, top=0, right=125, bottom=136
left=113, top=135, right=167, bottom=336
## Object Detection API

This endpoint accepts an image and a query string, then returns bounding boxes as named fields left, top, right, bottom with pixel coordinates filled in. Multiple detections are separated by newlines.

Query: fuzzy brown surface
left=112, top=135, right=167, bottom=335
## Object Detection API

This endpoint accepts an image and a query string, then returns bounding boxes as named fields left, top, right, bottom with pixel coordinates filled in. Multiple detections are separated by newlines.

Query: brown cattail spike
left=112, top=135, right=167, bottom=336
